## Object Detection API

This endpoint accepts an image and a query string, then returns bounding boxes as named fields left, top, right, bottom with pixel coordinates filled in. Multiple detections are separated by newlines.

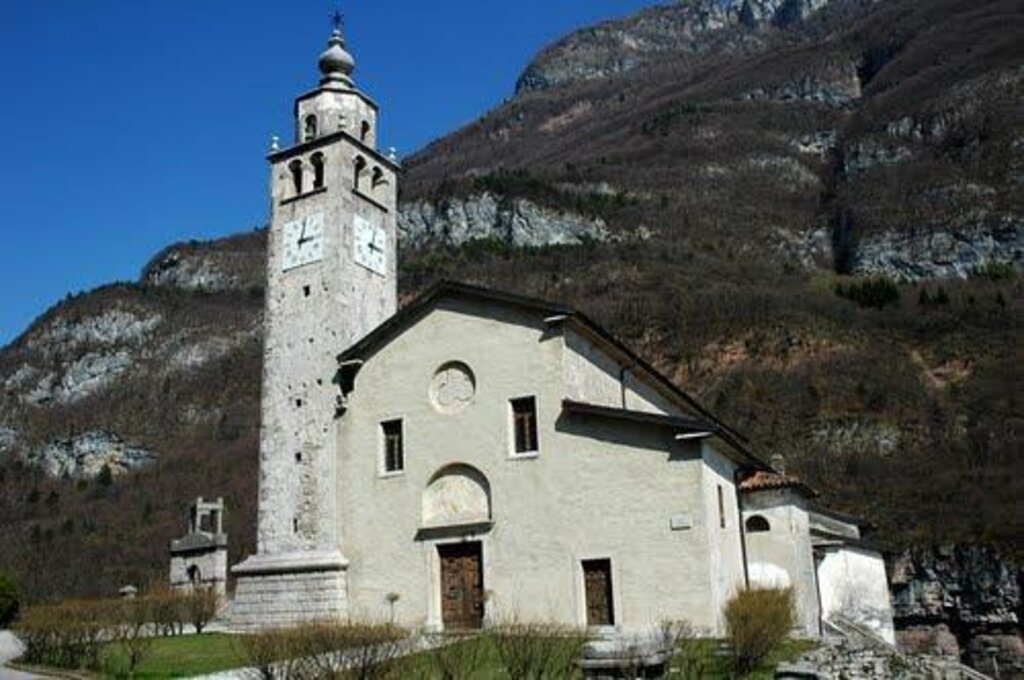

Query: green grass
left=389, top=636, right=506, bottom=678
left=26, top=630, right=813, bottom=679
left=394, top=634, right=815, bottom=679
left=101, top=633, right=245, bottom=678
left=671, top=638, right=817, bottom=679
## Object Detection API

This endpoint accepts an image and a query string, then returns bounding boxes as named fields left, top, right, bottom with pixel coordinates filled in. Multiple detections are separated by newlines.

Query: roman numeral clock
left=282, top=213, right=325, bottom=271
left=353, top=214, right=387, bottom=276
left=281, top=212, right=387, bottom=277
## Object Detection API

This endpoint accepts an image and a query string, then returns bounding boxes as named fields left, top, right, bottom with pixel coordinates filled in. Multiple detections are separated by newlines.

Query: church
left=229, top=25, right=895, bottom=643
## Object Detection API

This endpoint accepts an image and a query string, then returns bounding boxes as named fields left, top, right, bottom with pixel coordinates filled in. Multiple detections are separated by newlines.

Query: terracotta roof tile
left=738, top=470, right=816, bottom=497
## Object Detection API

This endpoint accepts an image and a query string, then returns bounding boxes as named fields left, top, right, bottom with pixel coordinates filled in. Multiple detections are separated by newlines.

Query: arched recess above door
left=421, top=463, right=492, bottom=531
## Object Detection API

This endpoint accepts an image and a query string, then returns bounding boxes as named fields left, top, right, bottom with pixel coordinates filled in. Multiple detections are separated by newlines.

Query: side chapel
left=229, top=24, right=895, bottom=643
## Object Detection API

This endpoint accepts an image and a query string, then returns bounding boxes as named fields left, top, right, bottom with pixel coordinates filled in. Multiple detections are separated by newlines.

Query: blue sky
left=0, top=0, right=656, bottom=346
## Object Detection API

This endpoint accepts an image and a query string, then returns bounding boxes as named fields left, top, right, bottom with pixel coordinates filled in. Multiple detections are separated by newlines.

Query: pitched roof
left=562, top=399, right=715, bottom=432
left=738, top=470, right=817, bottom=497
left=170, top=532, right=227, bottom=554
left=561, top=400, right=766, bottom=469
left=338, top=281, right=570, bottom=362
left=339, top=280, right=766, bottom=469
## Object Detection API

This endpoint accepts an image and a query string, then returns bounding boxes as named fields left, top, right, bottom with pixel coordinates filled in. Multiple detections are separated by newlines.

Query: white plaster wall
left=742, top=490, right=821, bottom=636
left=700, top=446, right=747, bottom=633
left=818, top=546, right=896, bottom=644
left=563, top=330, right=683, bottom=416
left=337, top=300, right=727, bottom=632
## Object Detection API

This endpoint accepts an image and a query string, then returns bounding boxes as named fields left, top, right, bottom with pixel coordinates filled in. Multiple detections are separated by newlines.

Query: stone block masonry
left=230, top=555, right=348, bottom=631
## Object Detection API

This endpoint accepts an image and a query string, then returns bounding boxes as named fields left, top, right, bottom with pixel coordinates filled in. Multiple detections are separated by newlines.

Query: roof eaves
left=338, top=280, right=571, bottom=363
left=809, top=503, right=875, bottom=531
left=561, top=399, right=715, bottom=432
left=565, top=313, right=751, bottom=447
left=561, top=399, right=767, bottom=470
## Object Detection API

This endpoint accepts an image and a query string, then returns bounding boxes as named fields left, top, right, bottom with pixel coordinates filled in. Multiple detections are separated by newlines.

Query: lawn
left=20, top=631, right=815, bottom=678
left=393, top=635, right=816, bottom=679
left=100, top=633, right=245, bottom=678
left=670, top=638, right=818, bottom=679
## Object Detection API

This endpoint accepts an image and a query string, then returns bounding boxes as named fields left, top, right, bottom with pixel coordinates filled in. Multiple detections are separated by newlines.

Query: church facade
left=230, top=27, right=894, bottom=642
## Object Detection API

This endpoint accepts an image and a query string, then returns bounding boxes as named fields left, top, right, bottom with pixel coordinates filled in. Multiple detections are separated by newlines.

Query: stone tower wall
left=258, top=128, right=397, bottom=555
left=231, top=31, right=398, bottom=629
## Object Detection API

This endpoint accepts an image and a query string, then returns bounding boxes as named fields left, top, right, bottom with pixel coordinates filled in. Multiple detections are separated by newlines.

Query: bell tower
left=231, top=21, right=398, bottom=630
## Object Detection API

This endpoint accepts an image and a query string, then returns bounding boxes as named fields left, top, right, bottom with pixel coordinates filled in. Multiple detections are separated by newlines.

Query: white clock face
left=281, top=213, right=325, bottom=271
left=353, top=215, right=387, bottom=277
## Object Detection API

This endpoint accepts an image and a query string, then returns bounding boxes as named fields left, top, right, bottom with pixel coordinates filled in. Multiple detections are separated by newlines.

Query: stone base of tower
left=229, top=551, right=348, bottom=631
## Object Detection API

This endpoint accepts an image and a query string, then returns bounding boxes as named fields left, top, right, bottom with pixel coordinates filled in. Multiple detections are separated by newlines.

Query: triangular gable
left=337, top=280, right=767, bottom=470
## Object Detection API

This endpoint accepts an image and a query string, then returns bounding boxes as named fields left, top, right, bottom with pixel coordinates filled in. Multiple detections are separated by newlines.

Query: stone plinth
left=230, top=551, right=348, bottom=631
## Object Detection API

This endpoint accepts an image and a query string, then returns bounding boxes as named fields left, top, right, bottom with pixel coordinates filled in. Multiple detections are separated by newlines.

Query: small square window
left=511, top=397, right=538, bottom=454
left=382, top=419, right=404, bottom=473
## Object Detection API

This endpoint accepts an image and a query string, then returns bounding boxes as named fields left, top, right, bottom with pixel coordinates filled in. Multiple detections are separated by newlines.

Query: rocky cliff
left=516, top=0, right=832, bottom=94
left=398, top=192, right=609, bottom=249
left=0, top=2, right=1020, bottom=664
left=891, top=546, right=1023, bottom=676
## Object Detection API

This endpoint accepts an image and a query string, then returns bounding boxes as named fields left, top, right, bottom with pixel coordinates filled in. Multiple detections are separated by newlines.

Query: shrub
left=0, top=572, right=19, bottom=627
left=724, top=587, right=795, bottom=674
left=661, top=620, right=715, bottom=677
left=108, top=597, right=155, bottom=677
left=834, top=277, right=901, bottom=309
left=487, top=621, right=589, bottom=679
left=976, top=261, right=1016, bottom=281
left=427, top=633, right=494, bottom=680
left=236, top=621, right=407, bottom=680
left=186, top=586, right=220, bottom=634
left=234, top=627, right=293, bottom=679
left=16, top=599, right=117, bottom=670
left=148, top=587, right=187, bottom=636
left=96, top=464, right=114, bottom=487
left=294, top=622, right=406, bottom=679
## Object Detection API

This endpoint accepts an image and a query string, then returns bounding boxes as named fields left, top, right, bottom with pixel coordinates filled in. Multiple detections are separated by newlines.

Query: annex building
left=229, top=25, right=895, bottom=643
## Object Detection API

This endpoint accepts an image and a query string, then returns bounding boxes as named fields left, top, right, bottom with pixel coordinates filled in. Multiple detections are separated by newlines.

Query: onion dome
left=318, top=28, right=355, bottom=86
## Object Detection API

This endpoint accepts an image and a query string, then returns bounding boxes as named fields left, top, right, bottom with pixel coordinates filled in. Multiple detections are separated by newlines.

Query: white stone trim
left=231, top=550, right=348, bottom=576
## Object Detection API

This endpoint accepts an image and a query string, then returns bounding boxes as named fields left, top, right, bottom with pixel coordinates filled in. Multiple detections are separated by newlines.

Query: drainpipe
left=812, top=548, right=825, bottom=637
left=618, top=364, right=633, bottom=409
left=734, top=466, right=750, bottom=589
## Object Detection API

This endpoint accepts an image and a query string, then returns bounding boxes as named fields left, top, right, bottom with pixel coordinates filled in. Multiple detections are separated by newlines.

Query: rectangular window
left=382, top=419, right=404, bottom=473
left=717, top=484, right=726, bottom=529
left=511, top=397, right=538, bottom=454
left=582, top=559, right=615, bottom=626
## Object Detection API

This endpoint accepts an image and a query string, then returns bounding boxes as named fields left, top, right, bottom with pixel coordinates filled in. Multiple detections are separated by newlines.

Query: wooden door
left=583, top=559, right=614, bottom=626
left=439, top=542, right=484, bottom=629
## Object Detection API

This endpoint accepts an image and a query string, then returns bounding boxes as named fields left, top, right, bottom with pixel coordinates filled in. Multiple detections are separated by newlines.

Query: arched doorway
left=422, top=464, right=491, bottom=630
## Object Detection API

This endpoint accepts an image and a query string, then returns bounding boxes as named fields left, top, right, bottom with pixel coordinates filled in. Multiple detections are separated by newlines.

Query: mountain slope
left=0, top=0, right=1021, bottom=614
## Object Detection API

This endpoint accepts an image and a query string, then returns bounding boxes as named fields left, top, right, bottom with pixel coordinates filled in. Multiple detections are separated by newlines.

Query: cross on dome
left=318, top=12, right=355, bottom=87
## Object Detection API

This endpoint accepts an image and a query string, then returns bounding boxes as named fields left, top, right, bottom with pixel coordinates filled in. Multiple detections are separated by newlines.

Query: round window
left=429, top=361, right=476, bottom=414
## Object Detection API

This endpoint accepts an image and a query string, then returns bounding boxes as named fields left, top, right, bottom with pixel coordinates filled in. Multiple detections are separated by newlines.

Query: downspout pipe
left=619, top=363, right=635, bottom=410
left=734, top=466, right=750, bottom=589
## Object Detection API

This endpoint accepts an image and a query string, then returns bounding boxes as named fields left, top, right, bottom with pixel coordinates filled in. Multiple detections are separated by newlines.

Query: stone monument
left=169, top=496, right=228, bottom=596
